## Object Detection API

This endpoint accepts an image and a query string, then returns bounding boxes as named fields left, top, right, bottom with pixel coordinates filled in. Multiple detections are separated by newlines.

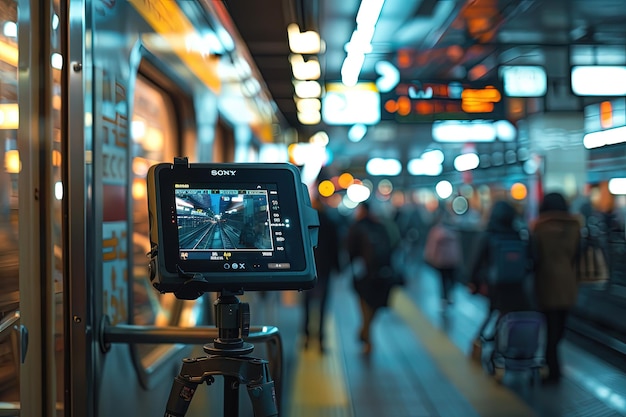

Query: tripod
left=164, top=291, right=278, bottom=417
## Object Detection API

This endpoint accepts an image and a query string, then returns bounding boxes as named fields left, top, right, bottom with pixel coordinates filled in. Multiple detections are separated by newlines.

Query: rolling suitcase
left=485, top=311, right=546, bottom=384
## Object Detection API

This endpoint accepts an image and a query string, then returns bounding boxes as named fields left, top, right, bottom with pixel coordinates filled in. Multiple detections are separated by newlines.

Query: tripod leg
left=224, top=375, right=239, bottom=417
left=164, top=375, right=199, bottom=417
left=247, top=379, right=278, bottom=417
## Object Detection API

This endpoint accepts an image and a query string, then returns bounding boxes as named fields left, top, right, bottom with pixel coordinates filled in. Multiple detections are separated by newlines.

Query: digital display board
left=381, top=80, right=504, bottom=123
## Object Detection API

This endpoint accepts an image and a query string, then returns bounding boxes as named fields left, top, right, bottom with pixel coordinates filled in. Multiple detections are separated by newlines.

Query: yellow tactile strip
left=389, top=287, right=538, bottom=417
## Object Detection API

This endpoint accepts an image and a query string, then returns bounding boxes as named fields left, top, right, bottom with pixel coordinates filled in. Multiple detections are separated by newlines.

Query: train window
left=213, top=118, right=235, bottom=162
left=130, top=75, right=204, bottom=369
left=0, top=0, right=19, bottom=406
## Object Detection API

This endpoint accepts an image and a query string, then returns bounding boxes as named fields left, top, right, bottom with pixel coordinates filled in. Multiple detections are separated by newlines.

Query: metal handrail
left=102, top=323, right=279, bottom=345
left=0, top=311, right=19, bottom=339
left=101, top=322, right=284, bottom=409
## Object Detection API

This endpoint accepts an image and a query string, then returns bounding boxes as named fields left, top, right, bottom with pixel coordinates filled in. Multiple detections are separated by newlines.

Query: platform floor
left=268, top=255, right=626, bottom=417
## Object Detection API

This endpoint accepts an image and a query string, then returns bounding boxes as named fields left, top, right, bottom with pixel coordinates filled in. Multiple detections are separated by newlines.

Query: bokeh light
left=510, top=182, right=527, bottom=200
left=318, top=179, right=335, bottom=197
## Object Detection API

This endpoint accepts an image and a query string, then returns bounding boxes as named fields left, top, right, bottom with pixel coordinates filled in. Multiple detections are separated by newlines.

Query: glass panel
left=0, top=0, right=19, bottom=404
left=50, top=1, right=64, bottom=412
left=131, top=75, right=201, bottom=366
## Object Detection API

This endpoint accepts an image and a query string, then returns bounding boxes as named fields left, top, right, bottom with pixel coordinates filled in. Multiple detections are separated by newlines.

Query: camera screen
left=147, top=161, right=318, bottom=296
left=174, top=186, right=287, bottom=263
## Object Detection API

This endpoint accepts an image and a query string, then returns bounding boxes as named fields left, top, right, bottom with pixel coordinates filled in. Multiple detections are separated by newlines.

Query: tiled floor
left=186, top=251, right=626, bottom=417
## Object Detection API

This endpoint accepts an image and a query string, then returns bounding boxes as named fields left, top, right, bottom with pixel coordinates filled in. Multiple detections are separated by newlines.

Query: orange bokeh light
left=338, top=172, right=354, bottom=189
left=510, top=182, right=527, bottom=201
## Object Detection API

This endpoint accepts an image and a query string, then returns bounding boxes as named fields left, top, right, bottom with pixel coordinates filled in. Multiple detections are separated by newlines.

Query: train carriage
left=1, top=1, right=287, bottom=415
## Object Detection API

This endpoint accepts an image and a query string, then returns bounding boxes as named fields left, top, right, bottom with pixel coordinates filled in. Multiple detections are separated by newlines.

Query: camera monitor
left=147, top=158, right=319, bottom=299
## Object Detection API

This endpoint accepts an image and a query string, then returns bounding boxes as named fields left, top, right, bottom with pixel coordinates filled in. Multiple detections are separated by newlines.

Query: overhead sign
left=381, top=80, right=504, bottom=123
left=499, top=66, right=547, bottom=97
left=322, top=82, right=380, bottom=125
left=572, top=66, right=626, bottom=96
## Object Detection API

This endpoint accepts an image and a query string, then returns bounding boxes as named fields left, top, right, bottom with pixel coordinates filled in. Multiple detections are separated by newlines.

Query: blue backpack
left=487, top=235, right=529, bottom=285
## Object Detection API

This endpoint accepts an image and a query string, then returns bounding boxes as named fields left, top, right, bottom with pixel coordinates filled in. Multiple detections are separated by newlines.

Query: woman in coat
left=531, top=192, right=581, bottom=383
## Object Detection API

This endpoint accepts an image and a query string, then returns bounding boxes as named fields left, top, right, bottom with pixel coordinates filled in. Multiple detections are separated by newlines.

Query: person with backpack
left=530, top=192, right=581, bottom=383
left=467, top=200, right=533, bottom=347
left=301, top=195, right=340, bottom=354
left=346, top=201, right=397, bottom=354
left=423, top=209, right=462, bottom=306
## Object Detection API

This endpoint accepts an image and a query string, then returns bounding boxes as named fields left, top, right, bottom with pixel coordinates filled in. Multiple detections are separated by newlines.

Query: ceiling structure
left=223, top=0, right=626, bottom=187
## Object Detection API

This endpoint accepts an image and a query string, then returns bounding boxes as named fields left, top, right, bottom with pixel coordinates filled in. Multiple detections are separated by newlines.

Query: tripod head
left=205, top=290, right=253, bottom=356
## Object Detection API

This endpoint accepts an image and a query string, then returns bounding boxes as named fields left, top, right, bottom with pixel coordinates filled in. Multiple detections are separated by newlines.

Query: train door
left=0, top=1, right=67, bottom=416
left=0, top=0, right=20, bottom=414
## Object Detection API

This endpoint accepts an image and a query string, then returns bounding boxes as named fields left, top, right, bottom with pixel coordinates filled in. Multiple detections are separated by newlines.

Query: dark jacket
left=313, top=209, right=340, bottom=291
left=531, top=210, right=581, bottom=310
left=346, top=215, right=394, bottom=309
left=468, top=201, right=532, bottom=312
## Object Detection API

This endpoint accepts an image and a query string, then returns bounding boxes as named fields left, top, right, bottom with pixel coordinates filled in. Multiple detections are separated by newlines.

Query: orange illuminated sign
left=600, top=101, right=613, bottom=129
left=461, top=86, right=502, bottom=113
left=382, top=81, right=503, bottom=122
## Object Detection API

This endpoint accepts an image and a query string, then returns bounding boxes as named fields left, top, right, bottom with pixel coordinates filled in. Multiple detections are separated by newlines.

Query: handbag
left=577, top=245, right=609, bottom=283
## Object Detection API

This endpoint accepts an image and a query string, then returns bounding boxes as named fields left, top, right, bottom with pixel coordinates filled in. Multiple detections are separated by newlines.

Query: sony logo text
left=211, top=169, right=237, bottom=176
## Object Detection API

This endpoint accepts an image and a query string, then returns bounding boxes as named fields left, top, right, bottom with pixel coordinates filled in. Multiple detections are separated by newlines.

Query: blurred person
left=423, top=209, right=462, bottom=306
left=467, top=200, right=533, bottom=348
left=302, top=196, right=340, bottom=353
left=346, top=201, right=396, bottom=354
left=531, top=192, right=581, bottom=383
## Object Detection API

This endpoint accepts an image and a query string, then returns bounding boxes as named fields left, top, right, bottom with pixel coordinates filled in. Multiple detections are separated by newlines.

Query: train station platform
left=264, top=254, right=626, bottom=417
left=182, top=250, right=626, bottom=417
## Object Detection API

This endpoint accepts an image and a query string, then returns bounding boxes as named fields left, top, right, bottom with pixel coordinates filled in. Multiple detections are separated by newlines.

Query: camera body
left=147, top=158, right=319, bottom=299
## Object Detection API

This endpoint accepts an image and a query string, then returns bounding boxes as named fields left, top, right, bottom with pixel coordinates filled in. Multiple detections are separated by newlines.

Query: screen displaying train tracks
left=175, top=188, right=274, bottom=255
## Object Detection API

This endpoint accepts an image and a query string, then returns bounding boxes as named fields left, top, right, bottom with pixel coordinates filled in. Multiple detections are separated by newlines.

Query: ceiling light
left=295, top=98, right=321, bottom=113
left=366, top=157, right=402, bottom=176
left=356, top=0, right=385, bottom=27
left=290, top=54, right=321, bottom=80
left=297, top=110, right=321, bottom=125
left=340, top=0, right=385, bottom=86
left=432, top=120, right=496, bottom=142
left=454, top=153, right=480, bottom=171
left=293, top=80, right=321, bottom=98
left=341, top=53, right=365, bottom=87
left=287, top=23, right=321, bottom=54
left=345, top=27, right=375, bottom=54
left=583, top=125, right=626, bottom=149
left=407, top=158, right=442, bottom=176
left=572, top=66, right=626, bottom=96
